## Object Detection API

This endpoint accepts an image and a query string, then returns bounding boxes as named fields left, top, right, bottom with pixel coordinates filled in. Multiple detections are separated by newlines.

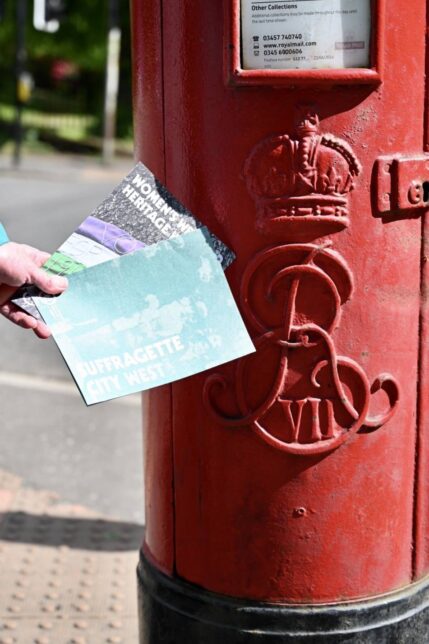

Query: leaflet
left=33, top=229, right=255, bottom=405
left=241, top=0, right=371, bottom=70
left=12, top=162, right=234, bottom=318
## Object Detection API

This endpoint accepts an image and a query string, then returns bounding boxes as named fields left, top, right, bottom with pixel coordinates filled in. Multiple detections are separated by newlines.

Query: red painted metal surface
left=132, top=0, right=429, bottom=602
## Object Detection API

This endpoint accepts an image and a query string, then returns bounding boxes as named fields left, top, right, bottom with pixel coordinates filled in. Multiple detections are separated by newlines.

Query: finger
left=28, top=267, right=68, bottom=295
left=32, top=320, right=52, bottom=339
left=20, top=245, right=51, bottom=267
left=1, top=301, right=39, bottom=329
left=33, top=251, right=51, bottom=268
left=1, top=302, right=52, bottom=339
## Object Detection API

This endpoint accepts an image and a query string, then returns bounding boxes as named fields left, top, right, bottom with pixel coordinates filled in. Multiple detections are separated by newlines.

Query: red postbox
left=131, top=0, right=429, bottom=641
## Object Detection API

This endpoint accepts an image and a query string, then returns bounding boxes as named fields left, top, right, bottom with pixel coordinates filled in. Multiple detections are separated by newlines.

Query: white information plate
left=241, top=0, right=371, bottom=70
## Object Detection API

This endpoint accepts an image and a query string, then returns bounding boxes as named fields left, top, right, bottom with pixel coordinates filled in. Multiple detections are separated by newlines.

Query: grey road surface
left=0, top=153, right=145, bottom=524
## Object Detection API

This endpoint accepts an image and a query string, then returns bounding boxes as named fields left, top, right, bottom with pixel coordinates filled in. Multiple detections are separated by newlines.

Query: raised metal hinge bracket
left=375, top=155, right=429, bottom=215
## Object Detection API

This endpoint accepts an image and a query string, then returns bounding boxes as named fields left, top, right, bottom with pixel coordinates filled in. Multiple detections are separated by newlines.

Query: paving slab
left=0, top=469, right=142, bottom=644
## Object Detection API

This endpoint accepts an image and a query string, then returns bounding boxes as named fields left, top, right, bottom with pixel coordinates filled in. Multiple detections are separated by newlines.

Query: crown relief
left=202, top=106, right=401, bottom=455
left=203, top=112, right=399, bottom=455
left=243, top=107, right=362, bottom=241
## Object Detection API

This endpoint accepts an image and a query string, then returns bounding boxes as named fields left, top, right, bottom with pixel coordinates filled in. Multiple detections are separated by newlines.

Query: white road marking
left=0, top=371, right=141, bottom=407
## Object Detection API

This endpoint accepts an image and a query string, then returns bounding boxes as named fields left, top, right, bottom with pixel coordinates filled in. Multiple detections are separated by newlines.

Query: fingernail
left=53, top=276, right=68, bottom=290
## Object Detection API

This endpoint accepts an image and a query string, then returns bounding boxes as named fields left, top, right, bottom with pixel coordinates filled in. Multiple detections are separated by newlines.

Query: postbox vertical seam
left=411, top=0, right=429, bottom=580
left=412, top=217, right=425, bottom=580
left=159, top=0, right=177, bottom=575
left=412, top=210, right=429, bottom=579
left=169, top=382, right=176, bottom=576
left=160, top=0, right=167, bottom=182
left=424, top=0, right=429, bottom=156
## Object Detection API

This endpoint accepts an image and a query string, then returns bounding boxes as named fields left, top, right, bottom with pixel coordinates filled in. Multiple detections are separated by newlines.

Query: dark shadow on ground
left=0, top=511, right=143, bottom=551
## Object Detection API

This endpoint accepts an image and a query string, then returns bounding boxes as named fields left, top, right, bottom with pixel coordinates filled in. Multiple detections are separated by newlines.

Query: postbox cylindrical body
left=132, top=1, right=429, bottom=641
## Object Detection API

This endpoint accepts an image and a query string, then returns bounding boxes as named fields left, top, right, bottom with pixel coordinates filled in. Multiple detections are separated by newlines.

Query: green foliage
left=30, top=1, right=109, bottom=72
left=0, top=0, right=133, bottom=140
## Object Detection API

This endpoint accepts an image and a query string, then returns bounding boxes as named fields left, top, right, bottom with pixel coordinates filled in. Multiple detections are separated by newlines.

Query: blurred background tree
left=0, top=0, right=132, bottom=153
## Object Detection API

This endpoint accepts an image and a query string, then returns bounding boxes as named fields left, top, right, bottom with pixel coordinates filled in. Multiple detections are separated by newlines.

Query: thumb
left=29, top=267, right=68, bottom=295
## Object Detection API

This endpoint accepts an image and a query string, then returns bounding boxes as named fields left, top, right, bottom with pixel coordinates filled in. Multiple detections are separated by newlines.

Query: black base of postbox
left=137, top=550, right=429, bottom=643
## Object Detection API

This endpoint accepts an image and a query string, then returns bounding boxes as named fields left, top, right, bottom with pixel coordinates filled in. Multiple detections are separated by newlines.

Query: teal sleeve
left=0, top=223, right=9, bottom=246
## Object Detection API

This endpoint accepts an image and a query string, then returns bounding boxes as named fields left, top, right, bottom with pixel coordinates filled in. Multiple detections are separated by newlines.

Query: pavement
left=0, top=151, right=145, bottom=643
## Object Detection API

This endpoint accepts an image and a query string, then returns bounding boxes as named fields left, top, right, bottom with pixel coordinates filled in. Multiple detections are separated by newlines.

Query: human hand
left=0, top=242, right=68, bottom=339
